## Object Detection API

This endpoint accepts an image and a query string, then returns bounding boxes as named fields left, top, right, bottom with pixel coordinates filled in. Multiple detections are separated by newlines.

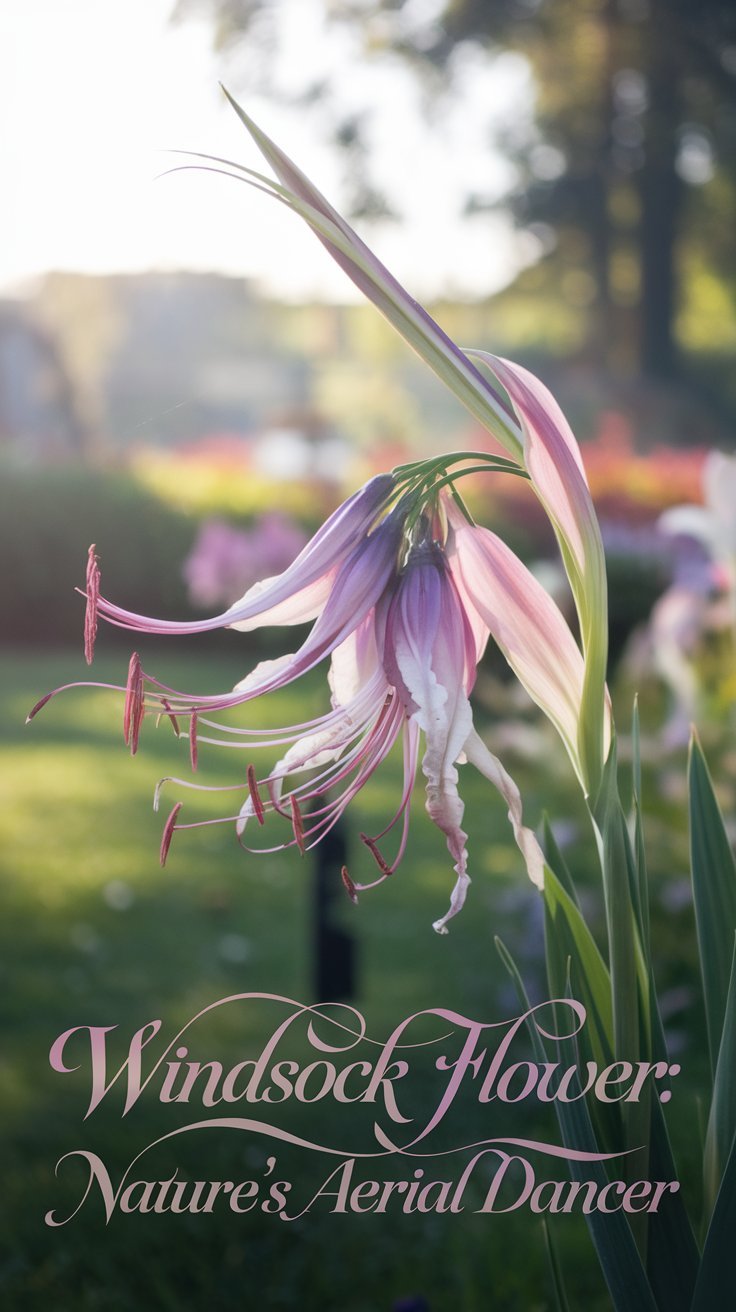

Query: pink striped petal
left=462, top=729, right=545, bottom=891
left=466, top=353, right=598, bottom=580
left=382, top=543, right=478, bottom=930
left=445, top=496, right=586, bottom=782
left=95, top=473, right=394, bottom=639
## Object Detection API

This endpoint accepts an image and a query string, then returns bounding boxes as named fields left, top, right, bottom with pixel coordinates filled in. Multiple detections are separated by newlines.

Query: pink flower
left=202, top=94, right=609, bottom=794
left=183, top=514, right=310, bottom=610
left=152, top=510, right=544, bottom=933
left=28, top=104, right=615, bottom=927
left=30, top=472, right=561, bottom=931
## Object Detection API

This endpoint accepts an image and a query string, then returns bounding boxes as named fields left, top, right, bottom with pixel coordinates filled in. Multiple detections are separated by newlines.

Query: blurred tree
left=174, top=0, right=736, bottom=385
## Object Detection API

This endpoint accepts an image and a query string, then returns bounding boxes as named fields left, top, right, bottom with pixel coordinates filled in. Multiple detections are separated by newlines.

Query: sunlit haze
left=2, top=0, right=534, bottom=301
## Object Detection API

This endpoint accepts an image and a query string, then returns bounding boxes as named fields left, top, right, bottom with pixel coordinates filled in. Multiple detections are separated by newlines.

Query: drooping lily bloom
left=151, top=507, right=544, bottom=933
left=29, top=104, right=614, bottom=927
left=209, top=92, right=609, bottom=795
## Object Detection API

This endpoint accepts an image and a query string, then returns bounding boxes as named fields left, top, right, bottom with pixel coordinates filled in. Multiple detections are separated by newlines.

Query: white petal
left=462, top=727, right=545, bottom=890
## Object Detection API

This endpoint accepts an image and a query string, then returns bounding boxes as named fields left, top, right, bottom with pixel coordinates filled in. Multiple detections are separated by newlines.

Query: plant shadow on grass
left=0, top=645, right=705, bottom=1311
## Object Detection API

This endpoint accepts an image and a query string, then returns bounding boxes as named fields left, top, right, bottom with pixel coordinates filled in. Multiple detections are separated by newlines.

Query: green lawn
left=0, top=643, right=707, bottom=1311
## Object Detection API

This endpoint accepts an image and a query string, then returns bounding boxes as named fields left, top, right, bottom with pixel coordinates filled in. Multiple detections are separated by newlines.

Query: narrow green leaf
left=495, top=939, right=659, bottom=1312
left=643, top=1095, right=700, bottom=1310
left=593, top=739, right=643, bottom=1068
left=544, top=862, right=613, bottom=1066
left=632, top=695, right=642, bottom=809
left=542, top=813, right=580, bottom=906
left=703, top=934, right=736, bottom=1220
left=690, top=1124, right=736, bottom=1311
left=688, top=735, right=736, bottom=1075
left=542, top=1217, right=572, bottom=1312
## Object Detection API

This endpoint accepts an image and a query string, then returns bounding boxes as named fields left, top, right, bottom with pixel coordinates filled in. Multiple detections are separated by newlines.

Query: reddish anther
left=341, top=866, right=359, bottom=904
left=123, top=652, right=145, bottom=755
left=159, top=698, right=180, bottom=738
left=247, top=765, right=266, bottom=825
left=160, top=802, right=183, bottom=866
left=84, top=544, right=100, bottom=666
left=360, top=832, right=393, bottom=876
left=290, top=795, right=306, bottom=854
left=26, top=692, right=54, bottom=723
left=189, top=710, right=199, bottom=771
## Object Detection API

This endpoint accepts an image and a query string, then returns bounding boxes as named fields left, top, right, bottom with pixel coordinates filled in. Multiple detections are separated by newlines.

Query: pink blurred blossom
left=183, top=513, right=309, bottom=610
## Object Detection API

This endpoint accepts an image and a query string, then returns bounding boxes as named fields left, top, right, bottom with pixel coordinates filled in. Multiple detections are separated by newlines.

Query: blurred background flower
left=183, top=512, right=309, bottom=608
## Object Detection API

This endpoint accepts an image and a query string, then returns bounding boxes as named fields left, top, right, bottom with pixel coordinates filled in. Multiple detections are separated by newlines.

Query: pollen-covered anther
left=247, top=764, right=266, bottom=826
left=341, top=866, right=359, bottom=905
left=123, top=651, right=145, bottom=755
left=189, top=710, right=199, bottom=771
left=160, top=802, right=182, bottom=866
left=84, top=543, right=100, bottom=666
left=360, top=832, right=393, bottom=877
left=290, top=795, right=306, bottom=855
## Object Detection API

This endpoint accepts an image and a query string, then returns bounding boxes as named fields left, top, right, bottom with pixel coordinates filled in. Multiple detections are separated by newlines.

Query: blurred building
left=0, top=302, right=85, bottom=460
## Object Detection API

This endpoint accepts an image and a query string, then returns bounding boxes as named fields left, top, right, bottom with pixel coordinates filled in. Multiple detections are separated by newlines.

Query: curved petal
left=463, top=353, right=609, bottom=794
left=445, top=497, right=595, bottom=784
left=328, top=612, right=385, bottom=708
left=383, top=545, right=477, bottom=931
left=95, top=473, right=395, bottom=638
left=462, top=729, right=545, bottom=891
left=466, top=353, right=595, bottom=579
left=227, top=568, right=336, bottom=632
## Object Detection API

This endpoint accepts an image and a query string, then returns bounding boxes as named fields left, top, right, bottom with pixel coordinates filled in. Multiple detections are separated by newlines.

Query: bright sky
left=1, top=0, right=535, bottom=301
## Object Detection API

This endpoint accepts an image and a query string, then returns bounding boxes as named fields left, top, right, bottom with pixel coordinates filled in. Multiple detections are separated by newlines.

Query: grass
left=0, top=642, right=710, bottom=1311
